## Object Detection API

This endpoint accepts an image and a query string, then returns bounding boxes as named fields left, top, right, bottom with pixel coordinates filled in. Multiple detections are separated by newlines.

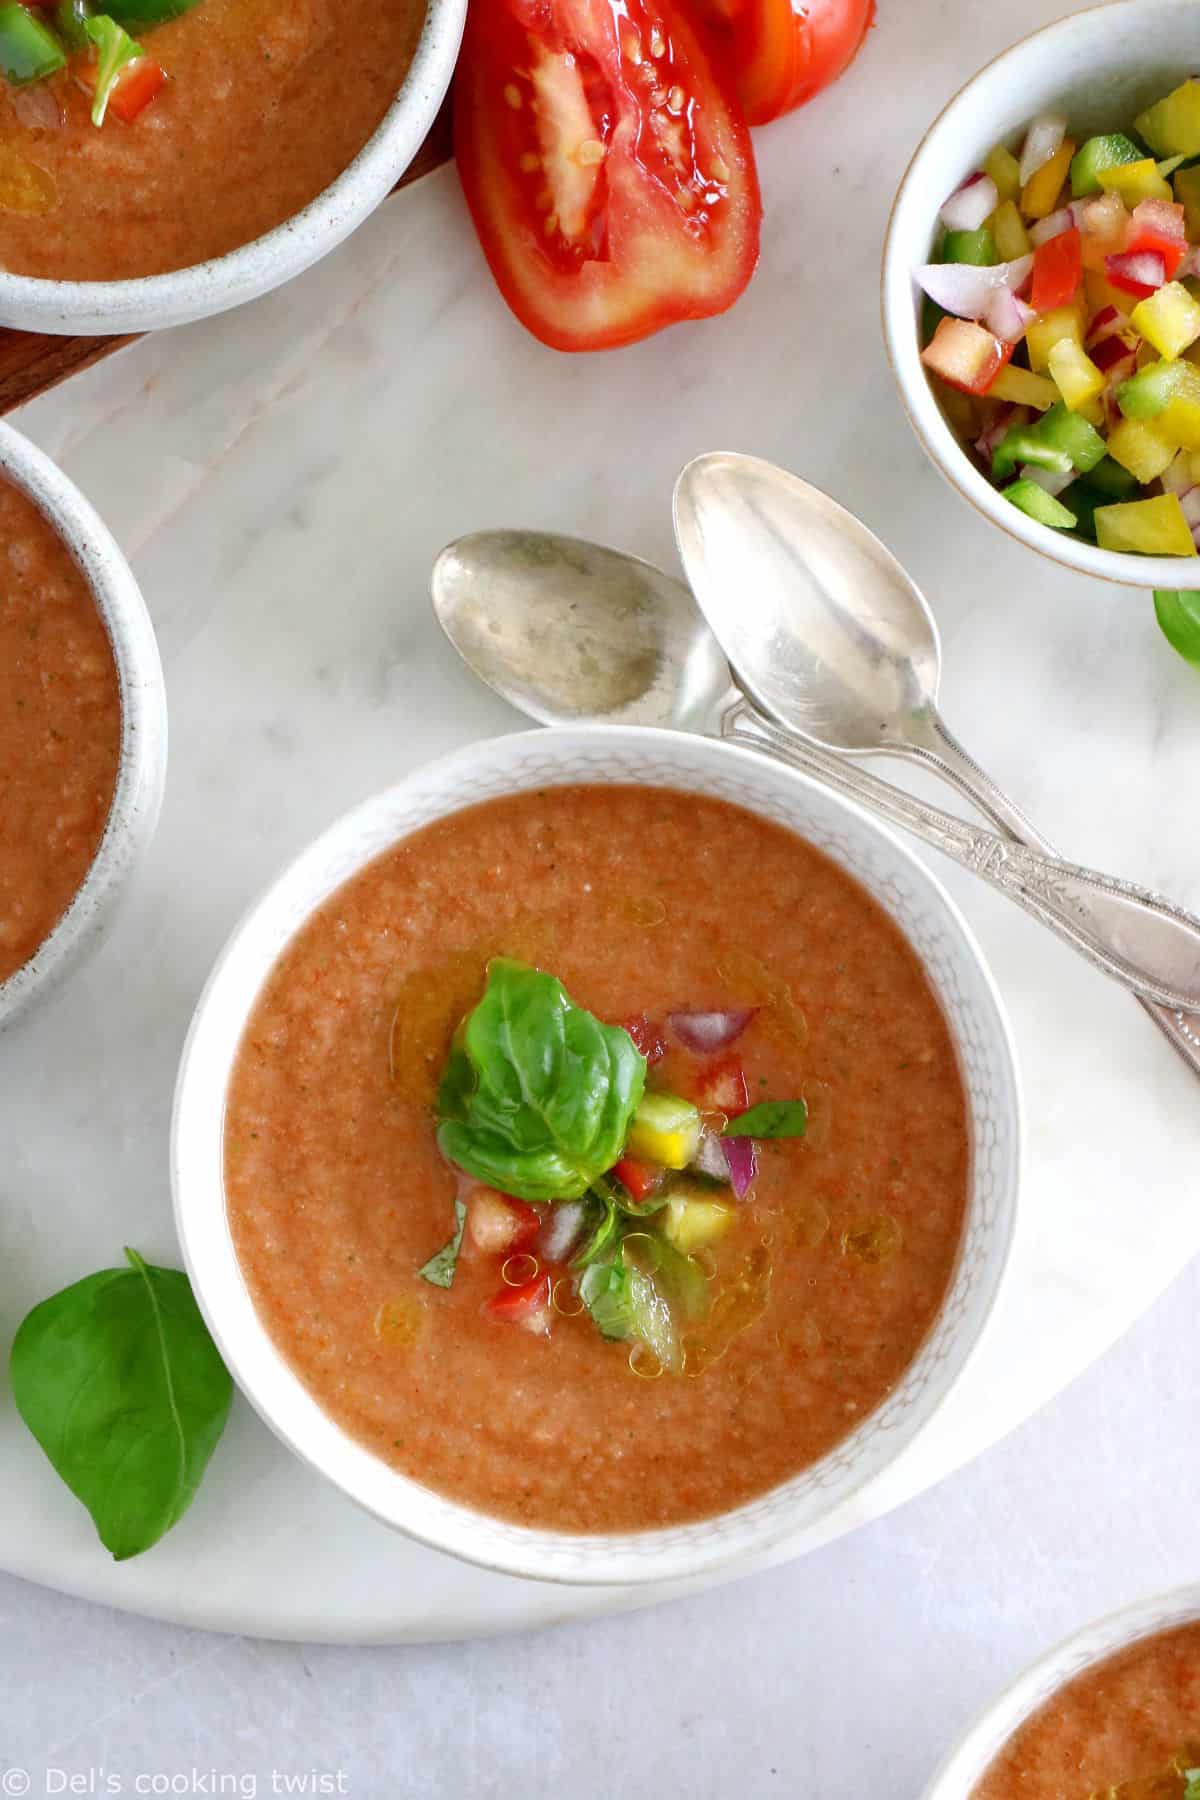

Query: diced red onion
left=690, top=1128, right=732, bottom=1184
left=1163, top=453, right=1195, bottom=496
left=721, top=1133, right=757, bottom=1200
left=667, top=1008, right=757, bottom=1053
left=974, top=404, right=1029, bottom=461
left=939, top=171, right=999, bottom=232
left=1073, top=192, right=1126, bottom=238
left=1019, top=113, right=1067, bottom=185
left=915, top=254, right=1033, bottom=321
left=536, top=1200, right=587, bottom=1265
left=11, top=83, right=63, bottom=130
left=1106, top=250, right=1166, bottom=293
left=1180, top=487, right=1200, bottom=530
left=1019, top=463, right=1074, bottom=498
left=1091, top=333, right=1136, bottom=373
left=985, top=286, right=1035, bottom=342
left=1085, top=304, right=1122, bottom=346
left=1030, top=208, right=1073, bottom=246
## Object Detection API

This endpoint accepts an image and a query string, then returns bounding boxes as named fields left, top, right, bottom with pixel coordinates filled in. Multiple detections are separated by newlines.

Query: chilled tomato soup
left=224, top=785, right=969, bottom=1532
left=0, top=0, right=425, bottom=283
left=0, top=475, right=120, bottom=986
left=974, top=1623, right=1200, bottom=1798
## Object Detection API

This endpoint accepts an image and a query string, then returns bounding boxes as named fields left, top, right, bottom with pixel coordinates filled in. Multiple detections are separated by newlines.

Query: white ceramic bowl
left=0, top=420, right=166, bottom=1029
left=0, top=0, right=465, bottom=335
left=923, top=1584, right=1200, bottom=1797
left=883, top=0, right=1200, bottom=589
left=172, top=725, right=1021, bottom=1586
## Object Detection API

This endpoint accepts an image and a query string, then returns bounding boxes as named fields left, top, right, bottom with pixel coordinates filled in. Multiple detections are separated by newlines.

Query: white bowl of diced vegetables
left=883, top=0, right=1200, bottom=599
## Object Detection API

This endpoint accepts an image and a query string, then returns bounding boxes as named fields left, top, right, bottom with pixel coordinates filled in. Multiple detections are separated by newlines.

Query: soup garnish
left=0, top=0, right=186, bottom=126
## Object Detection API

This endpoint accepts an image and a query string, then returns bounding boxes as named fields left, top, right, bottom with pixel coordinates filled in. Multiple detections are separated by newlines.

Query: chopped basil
left=418, top=1197, right=466, bottom=1288
left=722, top=1099, right=808, bottom=1139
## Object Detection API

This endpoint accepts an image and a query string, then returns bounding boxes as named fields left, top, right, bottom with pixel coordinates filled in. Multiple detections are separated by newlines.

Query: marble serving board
left=2, top=0, right=1199, bottom=1645
left=0, top=107, right=452, bottom=415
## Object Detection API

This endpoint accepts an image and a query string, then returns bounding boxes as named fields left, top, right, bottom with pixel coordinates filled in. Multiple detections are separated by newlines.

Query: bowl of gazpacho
left=0, top=0, right=465, bottom=333
left=0, top=420, right=165, bottom=1028
left=172, top=726, right=1020, bottom=1584
left=924, top=1586, right=1200, bottom=1798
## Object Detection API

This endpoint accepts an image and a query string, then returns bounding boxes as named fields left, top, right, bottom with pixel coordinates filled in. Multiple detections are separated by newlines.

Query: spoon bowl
left=432, top=529, right=731, bottom=733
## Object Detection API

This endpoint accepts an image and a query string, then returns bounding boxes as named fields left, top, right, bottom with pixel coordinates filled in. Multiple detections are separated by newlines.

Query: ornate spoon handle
left=723, top=703, right=1200, bottom=1014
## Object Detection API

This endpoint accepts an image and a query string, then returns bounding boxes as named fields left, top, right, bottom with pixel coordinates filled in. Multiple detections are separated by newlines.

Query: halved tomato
left=692, top=0, right=875, bottom=126
left=453, top=0, right=761, bottom=351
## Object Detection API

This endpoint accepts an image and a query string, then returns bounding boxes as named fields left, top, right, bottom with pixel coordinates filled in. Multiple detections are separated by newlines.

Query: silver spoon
left=672, top=449, right=1200, bottom=1069
left=431, top=527, right=1200, bottom=1019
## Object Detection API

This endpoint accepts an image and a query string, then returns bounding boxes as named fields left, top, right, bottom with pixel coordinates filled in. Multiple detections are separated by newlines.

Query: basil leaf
left=9, top=1248, right=232, bottom=1561
left=1154, top=589, right=1200, bottom=669
left=418, top=1197, right=466, bottom=1288
left=722, top=1099, right=808, bottom=1139
left=436, top=959, right=646, bottom=1202
left=572, top=1195, right=620, bottom=1268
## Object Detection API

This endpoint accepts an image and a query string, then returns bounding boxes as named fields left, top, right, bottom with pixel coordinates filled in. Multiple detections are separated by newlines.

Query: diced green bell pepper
left=991, top=428, right=1073, bottom=483
left=103, top=0, right=201, bottom=22
left=1037, top=403, right=1107, bottom=474
left=1116, top=358, right=1199, bottom=419
left=942, top=227, right=998, bottom=266
left=0, top=2, right=65, bottom=84
left=1058, top=481, right=1103, bottom=541
left=1070, top=132, right=1143, bottom=197
left=1003, top=479, right=1078, bottom=530
left=1084, top=455, right=1141, bottom=500
left=52, top=0, right=90, bottom=50
left=1153, top=588, right=1200, bottom=666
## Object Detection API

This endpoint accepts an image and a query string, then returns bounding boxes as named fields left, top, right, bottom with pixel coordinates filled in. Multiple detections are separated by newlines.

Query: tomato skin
left=693, top=0, right=875, bottom=126
left=484, top=1273, right=554, bottom=1335
left=453, top=0, right=762, bottom=352
left=1030, top=227, right=1081, bottom=314
left=613, top=1156, right=664, bottom=1202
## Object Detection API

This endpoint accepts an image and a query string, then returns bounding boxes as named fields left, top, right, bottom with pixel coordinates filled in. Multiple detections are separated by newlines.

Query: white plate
left=4, top=0, right=1200, bottom=1642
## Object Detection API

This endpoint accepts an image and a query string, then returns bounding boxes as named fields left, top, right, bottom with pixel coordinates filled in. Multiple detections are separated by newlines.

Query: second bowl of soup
left=172, top=726, right=1020, bottom=1584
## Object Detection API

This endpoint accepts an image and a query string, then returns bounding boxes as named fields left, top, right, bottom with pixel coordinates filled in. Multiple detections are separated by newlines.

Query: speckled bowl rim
left=0, top=420, right=166, bottom=1028
left=922, top=1584, right=1200, bottom=1797
left=0, top=0, right=466, bottom=335
left=172, top=725, right=1022, bottom=1588
left=882, top=0, right=1200, bottom=592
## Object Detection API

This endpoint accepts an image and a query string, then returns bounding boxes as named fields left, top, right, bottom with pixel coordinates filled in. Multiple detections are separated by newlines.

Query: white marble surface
left=0, top=1251, right=1196, bottom=1797
left=3, top=0, right=1200, bottom=1644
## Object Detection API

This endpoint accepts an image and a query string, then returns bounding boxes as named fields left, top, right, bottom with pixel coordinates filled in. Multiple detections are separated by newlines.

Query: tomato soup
left=0, top=0, right=425, bottom=282
left=974, top=1623, right=1200, bottom=1798
left=224, top=785, right=969, bottom=1533
left=0, top=475, right=120, bottom=985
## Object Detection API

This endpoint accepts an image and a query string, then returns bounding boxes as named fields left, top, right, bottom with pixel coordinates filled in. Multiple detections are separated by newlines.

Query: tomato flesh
left=1030, top=227, right=1081, bottom=314
left=692, top=0, right=875, bottom=126
left=613, top=1156, right=664, bottom=1202
left=694, top=1057, right=749, bottom=1117
left=454, top=0, right=761, bottom=351
left=622, top=1012, right=667, bottom=1064
left=466, top=1186, right=541, bottom=1256
left=484, top=1273, right=554, bottom=1335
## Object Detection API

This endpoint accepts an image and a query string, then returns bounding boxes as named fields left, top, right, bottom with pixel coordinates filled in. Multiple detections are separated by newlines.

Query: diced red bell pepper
left=613, top=1157, right=664, bottom=1203
left=77, top=51, right=165, bottom=124
left=1125, top=198, right=1188, bottom=279
left=466, top=1186, right=541, bottom=1256
left=920, top=317, right=1014, bottom=396
left=694, top=1057, right=749, bottom=1118
left=1104, top=249, right=1166, bottom=297
left=1030, top=226, right=1082, bottom=313
left=621, top=1012, right=666, bottom=1065
left=483, top=1273, right=553, bottom=1336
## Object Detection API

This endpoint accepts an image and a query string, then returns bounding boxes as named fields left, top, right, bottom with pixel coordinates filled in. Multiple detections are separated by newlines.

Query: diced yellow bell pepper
left=1077, top=396, right=1106, bottom=429
left=1188, top=449, right=1200, bottom=485
left=990, top=199, right=1031, bottom=262
left=1047, top=337, right=1106, bottom=410
left=661, top=1189, right=737, bottom=1254
left=1021, top=140, right=1075, bottom=219
left=1136, top=80, right=1200, bottom=158
left=625, top=1092, right=701, bottom=1170
left=1084, top=270, right=1136, bottom=316
left=1175, top=165, right=1200, bottom=240
left=984, top=142, right=1022, bottom=204
left=1026, top=304, right=1084, bottom=373
left=1154, top=394, right=1200, bottom=450
left=1106, top=416, right=1177, bottom=483
left=988, top=364, right=1059, bottom=410
left=1095, top=492, right=1197, bottom=556
left=1097, top=159, right=1174, bottom=206
left=1130, top=280, right=1200, bottom=359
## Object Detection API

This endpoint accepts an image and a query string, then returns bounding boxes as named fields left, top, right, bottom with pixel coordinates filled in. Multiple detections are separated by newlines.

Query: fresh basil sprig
left=723, top=1099, right=808, bottom=1139
left=10, top=1248, right=232, bottom=1561
left=436, top=959, right=646, bottom=1202
left=418, top=1197, right=467, bottom=1288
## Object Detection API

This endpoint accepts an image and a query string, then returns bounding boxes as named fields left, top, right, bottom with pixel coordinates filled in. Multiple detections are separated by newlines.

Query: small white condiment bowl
left=0, top=420, right=166, bottom=1029
left=0, top=0, right=466, bottom=335
left=883, top=0, right=1200, bottom=590
left=922, top=1585, right=1200, bottom=1797
left=172, top=725, right=1021, bottom=1586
